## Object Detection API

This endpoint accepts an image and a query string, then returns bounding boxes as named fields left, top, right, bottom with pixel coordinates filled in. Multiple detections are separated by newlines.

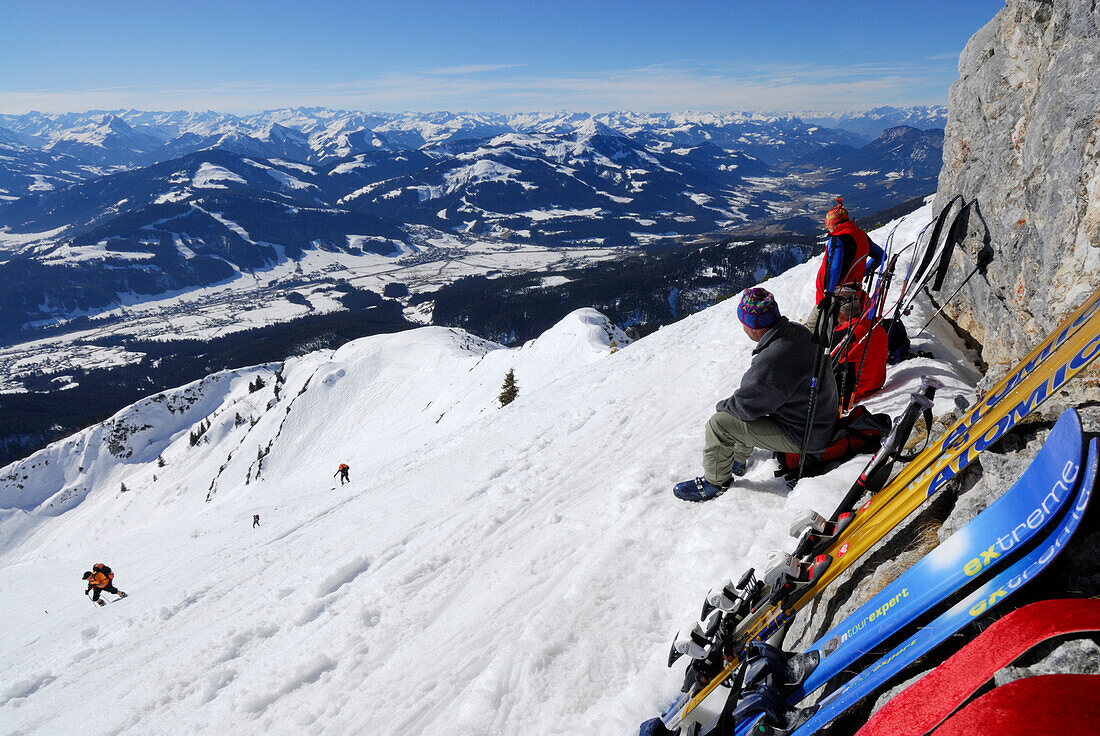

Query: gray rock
left=930, top=0, right=1100, bottom=383
left=783, top=3, right=1100, bottom=725
left=993, top=638, right=1100, bottom=686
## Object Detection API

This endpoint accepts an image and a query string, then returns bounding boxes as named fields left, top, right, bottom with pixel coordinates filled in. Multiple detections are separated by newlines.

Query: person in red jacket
left=82, top=563, right=127, bottom=606
left=832, top=298, right=888, bottom=411
left=807, top=197, right=884, bottom=332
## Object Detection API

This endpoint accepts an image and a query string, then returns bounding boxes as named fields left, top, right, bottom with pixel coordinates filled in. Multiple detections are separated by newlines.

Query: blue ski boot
left=673, top=477, right=729, bottom=502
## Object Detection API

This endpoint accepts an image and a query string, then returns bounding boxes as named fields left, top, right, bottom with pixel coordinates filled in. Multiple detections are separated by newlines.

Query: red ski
left=857, top=598, right=1100, bottom=736
left=934, top=674, right=1100, bottom=736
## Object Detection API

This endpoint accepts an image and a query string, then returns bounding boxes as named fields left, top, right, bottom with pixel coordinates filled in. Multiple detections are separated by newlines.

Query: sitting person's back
left=715, top=313, right=838, bottom=454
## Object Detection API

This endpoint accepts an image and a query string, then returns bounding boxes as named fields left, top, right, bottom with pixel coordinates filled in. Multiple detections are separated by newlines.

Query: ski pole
left=828, top=289, right=879, bottom=377
left=707, top=652, right=749, bottom=734
left=833, top=306, right=860, bottom=412
left=890, top=212, right=943, bottom=321
left=845, top=259, right=896, bottom=413
left=898, top=196, right=969, bottom=317
left=841, top=326, right=875, bottom=414
left=828, top=376, right=939, bottom=521
left=915, top=244, right=995, bottom=337
left=820, top=251, right=898, bottom=369
left=862, top=220, right=899, bottom=301
left=793, top=295, right=839, bottom=488
left=873, top=253, right=899, bottom=321
left=930, top=200, right=974, bottom=292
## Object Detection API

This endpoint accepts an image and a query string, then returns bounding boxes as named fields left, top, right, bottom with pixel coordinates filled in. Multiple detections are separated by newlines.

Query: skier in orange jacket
left=82, top=563, right=127, bottom=606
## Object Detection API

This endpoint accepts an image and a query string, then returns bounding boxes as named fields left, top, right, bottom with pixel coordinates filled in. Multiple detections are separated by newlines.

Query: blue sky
left=1, top=0, right=1005, bottom=114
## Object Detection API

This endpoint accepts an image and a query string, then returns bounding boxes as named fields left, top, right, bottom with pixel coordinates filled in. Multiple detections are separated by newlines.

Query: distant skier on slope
left=82, top=563, right=126, bottom=606
left=334, top=463, right=350, bottom=485
left=253, top=514, right=260, bottom=528
left=673, top=288, right=839, bottom=502
left=806, top=197, right=884, bottom=333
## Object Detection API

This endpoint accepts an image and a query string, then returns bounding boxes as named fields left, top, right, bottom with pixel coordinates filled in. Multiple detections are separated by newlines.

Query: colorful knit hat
left=825, top=196, right=849, bottom=233
left=737, top=288, right=779, bottom=330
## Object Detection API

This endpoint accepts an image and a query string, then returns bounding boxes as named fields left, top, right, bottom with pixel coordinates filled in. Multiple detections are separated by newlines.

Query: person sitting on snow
left=83, top=563, right=126, bottom=606
left=674, top=288, right=839, bottom=502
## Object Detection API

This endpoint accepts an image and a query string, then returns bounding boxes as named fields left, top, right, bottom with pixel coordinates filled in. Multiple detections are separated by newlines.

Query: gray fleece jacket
left=715, top=316, right=839, bottom=452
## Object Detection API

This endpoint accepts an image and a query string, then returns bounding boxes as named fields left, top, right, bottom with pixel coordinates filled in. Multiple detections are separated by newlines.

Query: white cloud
left=424, top=64, right=526, bottom=75
left=0, top=62, right=953, bottom=115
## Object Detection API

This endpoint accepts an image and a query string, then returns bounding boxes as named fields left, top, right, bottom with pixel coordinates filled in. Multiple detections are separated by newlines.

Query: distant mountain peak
left=572, top=118, right=619, bottom=140
left=99, top=113, right=132, bottom=130
left=797, top=105, right=947, bottom=140
left=258, top=122, right=307, bottom=144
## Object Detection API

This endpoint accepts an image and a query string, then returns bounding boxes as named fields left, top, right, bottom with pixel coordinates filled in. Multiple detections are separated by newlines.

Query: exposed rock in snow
left=933, top=0, right=1100, bottom=383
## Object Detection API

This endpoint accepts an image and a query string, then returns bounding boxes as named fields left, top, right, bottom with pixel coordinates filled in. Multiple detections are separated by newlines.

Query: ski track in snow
left=0, top=201, right=980, bottom=735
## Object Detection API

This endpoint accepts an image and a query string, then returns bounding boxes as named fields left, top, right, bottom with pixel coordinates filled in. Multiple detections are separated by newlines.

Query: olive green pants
left=703, top=411, right=801, bottom=486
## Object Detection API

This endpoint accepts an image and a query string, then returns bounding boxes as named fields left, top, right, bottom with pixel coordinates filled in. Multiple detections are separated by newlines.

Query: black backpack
left=775, top=406, right=892, bottom=481
left=881, top=318, right=912, bottom=364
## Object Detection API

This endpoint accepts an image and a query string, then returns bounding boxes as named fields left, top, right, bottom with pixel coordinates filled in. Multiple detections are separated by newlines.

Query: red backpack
left=775, top=405, right=891, bottom=481
left=92, top=563, right=114, bottom=582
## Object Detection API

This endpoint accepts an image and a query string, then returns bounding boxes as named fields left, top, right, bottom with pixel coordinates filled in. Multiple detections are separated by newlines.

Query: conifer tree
left=498, top=368, right=519, bottom=407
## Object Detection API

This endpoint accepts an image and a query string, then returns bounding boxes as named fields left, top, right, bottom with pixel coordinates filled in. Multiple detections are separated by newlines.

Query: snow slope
left=0, top=202, right=978, bottom=735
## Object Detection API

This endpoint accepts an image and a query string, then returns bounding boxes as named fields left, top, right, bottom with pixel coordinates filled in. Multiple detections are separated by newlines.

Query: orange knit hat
left=825, top=197, right=849, bottom=233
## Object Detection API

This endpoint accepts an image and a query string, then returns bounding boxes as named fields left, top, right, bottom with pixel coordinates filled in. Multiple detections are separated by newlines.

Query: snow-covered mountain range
left=0, top=108, right=945, bottom=173
left=0, top=107, right=943, bottom=351
left=0, top=203, right=982, bottom=734
left=798, top=105, right=947, bottom=140
left=1, top=108, right=921, bottom=165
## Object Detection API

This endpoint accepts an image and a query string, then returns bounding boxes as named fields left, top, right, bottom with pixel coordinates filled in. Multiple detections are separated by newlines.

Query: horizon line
left=0, top=104, right=948, bottom=118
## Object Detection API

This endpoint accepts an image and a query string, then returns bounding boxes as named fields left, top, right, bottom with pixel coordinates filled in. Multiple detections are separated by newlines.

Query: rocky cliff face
left=932, top=0, right=1100, bottom=379
left=781, top=4, right=1100, bottom=726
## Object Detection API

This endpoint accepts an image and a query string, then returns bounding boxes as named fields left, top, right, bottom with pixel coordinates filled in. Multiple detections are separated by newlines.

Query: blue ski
left=764, top=430, right=1097, bottom=736
left=786, top=408, right=1085, bottom=703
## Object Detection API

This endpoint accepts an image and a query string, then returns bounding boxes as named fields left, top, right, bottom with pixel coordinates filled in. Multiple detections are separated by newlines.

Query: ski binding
left=788, top=509, right=855, bottom=559
left=760, top=551, right=831, bottom=608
